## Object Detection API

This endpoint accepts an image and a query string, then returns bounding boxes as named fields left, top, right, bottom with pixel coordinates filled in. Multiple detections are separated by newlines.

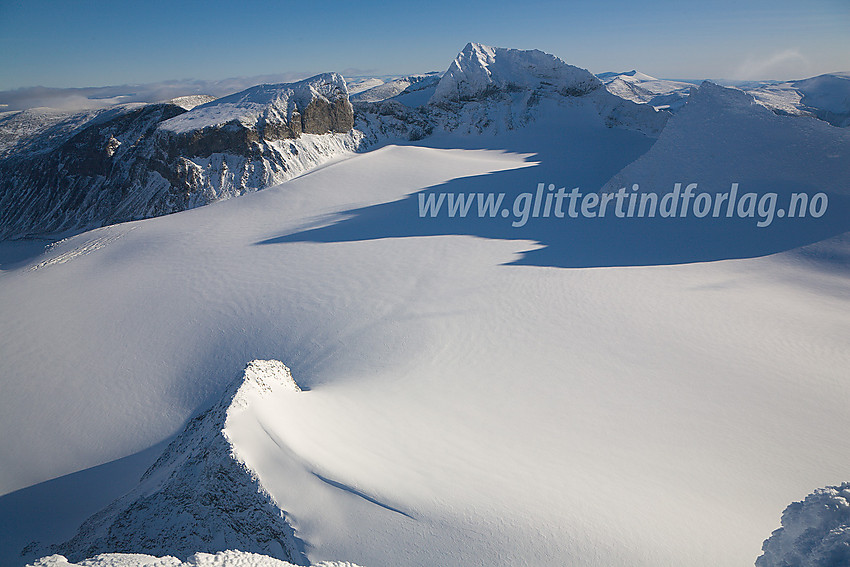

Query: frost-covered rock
left=756, top=482, right=850, bottom=567
left=52, top=361, right=306, bottom=564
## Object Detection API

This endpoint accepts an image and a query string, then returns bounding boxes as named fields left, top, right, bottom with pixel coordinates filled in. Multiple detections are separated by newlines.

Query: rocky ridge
left=50, top=361, right=306, bottom=564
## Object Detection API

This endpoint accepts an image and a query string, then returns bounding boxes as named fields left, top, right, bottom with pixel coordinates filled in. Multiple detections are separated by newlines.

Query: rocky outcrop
left=756, top=482, right=850, bottom=567
left=53, top=361, right=307, bottom=564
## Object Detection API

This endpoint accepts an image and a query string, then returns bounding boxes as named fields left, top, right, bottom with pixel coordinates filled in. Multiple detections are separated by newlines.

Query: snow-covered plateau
left=1, top=42, right=849, bottom=567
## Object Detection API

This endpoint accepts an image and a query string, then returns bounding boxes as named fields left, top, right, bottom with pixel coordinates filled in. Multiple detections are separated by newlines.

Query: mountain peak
left=232, top=359, right=301, bottom=408
left=160, top=73, right=351, bottom=135
left=430, top=42, right=602, bottom=104
left=53, top=360, right=305, bottom=563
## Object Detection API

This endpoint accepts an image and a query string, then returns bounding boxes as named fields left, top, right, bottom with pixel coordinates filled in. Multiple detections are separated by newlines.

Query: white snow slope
left=2, top=54, right=850, bottom=567
left=159, top=73, right=349, bottom=134
left=746, top=73, right=850, bottom=127
left=599, top=70, right=696, bottom=111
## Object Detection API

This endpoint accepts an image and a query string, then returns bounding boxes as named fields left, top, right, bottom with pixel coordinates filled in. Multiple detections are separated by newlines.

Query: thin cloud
left=731, top=49, right=811, bottom=81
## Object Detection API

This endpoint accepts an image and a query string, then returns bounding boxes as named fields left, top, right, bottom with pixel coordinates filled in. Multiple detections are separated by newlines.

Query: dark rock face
left=165, top=120, right=262, bottom=159
left=0, top=75, right=356, bottom=240
left=301, top=95, right=355, bottom=134
left=0, top=104, right=186, bottom=239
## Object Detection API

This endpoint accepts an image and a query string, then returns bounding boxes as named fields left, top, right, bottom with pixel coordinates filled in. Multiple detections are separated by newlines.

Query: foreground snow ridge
left=757, top=482, right=850, bottom=567
left=53, top=361, right=305, bottom=563
left=29, top=550, right=362, bottom=567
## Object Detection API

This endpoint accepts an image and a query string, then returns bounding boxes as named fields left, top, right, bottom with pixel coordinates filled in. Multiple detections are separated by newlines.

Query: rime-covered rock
left=53, top=361, right=306, bottom=564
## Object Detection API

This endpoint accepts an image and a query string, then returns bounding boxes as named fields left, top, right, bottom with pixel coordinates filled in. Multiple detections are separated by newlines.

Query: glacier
left=1, top=42, right=849, bottom=567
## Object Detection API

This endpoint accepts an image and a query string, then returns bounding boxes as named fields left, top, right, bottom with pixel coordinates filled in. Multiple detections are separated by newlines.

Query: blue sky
left=0, top=0, right=848, bottom=91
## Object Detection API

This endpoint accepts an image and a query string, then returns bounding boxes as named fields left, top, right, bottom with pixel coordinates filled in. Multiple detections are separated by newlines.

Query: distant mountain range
left=0, top=44, right=846, bottom=242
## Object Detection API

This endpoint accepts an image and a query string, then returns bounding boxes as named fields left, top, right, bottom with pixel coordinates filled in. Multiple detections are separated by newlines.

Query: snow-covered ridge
left=599, top=70, right=696, bottom=112
left=747, top=72, right=850, bottom=127
left=601, top=78, right=840, bottom=185
left=50, top=361, right=306, bottom=564
left=29, top=550, right=364, bottom=567
left=160, top=73, right=352, bottom=136
left=430, top=42, right=602, bottom=104
left=350, top=73, right=441, bottom=104
left=597, top=70, right=658, bottom=82
left=169, top=95, right=217, bottom=111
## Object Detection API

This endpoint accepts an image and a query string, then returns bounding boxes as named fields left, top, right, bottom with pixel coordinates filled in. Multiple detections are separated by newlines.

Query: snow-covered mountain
left=746, top=72, right=850, bottom=127
left=598, top=70, right=850, bottom=124
left=0, top=44, right=670, bottom=240
left=4, top=43, right=845, bottom=244
left=0, top=74, right=358, bottom=240
left=349, top=73, right=441, bottom=105
left=2, top=42, right=850, bottom=567
left=598, top=70, right=696, bottom=111
left=354, top=42, right=670, bottom=144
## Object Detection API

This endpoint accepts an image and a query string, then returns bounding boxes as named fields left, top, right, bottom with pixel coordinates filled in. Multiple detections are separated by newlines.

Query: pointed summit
left=430, top=42, right=601, bottom=104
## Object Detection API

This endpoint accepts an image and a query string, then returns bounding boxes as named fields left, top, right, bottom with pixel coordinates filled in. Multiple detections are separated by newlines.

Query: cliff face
left=0, top=74, right=357, bottom=240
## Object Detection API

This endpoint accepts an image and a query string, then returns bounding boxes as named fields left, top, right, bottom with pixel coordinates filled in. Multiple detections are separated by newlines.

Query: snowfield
left=1, top=43, right=849, bottom=567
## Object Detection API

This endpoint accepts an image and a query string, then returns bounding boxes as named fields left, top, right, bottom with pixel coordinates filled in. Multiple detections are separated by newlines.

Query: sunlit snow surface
left=2, top=78, right=850, bottom=567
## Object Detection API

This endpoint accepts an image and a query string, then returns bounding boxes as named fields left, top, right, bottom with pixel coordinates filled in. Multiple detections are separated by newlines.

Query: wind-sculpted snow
left=53, top=361, right=306, bottom=564
left=756, top=482, right=850, bottom=567
left=4, top=42, right=850, bottom=567
left=29, top=550, right=363, bottom=567
left=29, top=226, right=137, bottom=271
